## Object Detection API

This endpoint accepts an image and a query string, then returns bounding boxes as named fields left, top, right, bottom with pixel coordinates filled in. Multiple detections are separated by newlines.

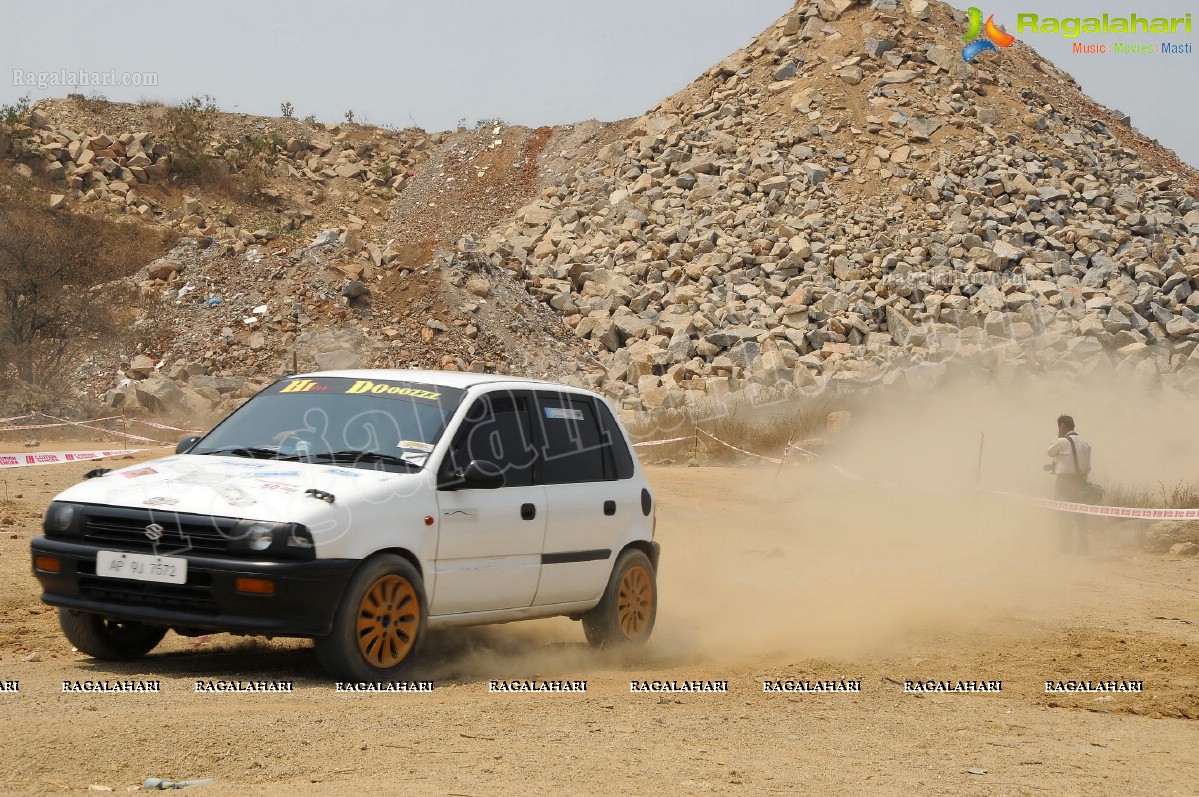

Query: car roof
left=298, top=369, right=592, bottom=394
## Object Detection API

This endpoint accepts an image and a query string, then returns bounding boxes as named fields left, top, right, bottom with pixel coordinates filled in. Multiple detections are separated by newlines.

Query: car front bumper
left=31, top=537, right=356, bottom=637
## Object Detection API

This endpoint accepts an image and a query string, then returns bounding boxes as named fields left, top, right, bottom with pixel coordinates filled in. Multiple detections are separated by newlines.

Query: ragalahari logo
left=961, top=7, right=1016, bottom=61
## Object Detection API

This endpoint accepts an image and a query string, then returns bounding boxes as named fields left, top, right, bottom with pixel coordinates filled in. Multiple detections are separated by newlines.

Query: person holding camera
left=1045, top=414, right=1093, bottom=555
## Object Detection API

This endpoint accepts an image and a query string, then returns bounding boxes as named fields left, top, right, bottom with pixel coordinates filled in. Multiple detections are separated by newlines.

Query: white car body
left=34, top=370, right=658, bottom=638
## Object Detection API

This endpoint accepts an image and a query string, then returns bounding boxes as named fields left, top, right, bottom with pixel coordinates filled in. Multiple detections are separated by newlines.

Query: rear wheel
left=59, top=609, right=167, bottom=660
left=583, top=549, right=657, bottom=649
left=315, top=555, right=426, bottom=680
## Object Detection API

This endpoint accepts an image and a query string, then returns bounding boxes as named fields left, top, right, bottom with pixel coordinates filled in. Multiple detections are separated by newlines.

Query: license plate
left=96, top=551, right=188, bottom=585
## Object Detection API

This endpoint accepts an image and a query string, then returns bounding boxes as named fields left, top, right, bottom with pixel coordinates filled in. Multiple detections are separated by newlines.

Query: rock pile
left=470, top=0, right=1199, bottom=411
left=89, top=235, right=595, bottom=419
left=2, top=101, right=444, bottom=248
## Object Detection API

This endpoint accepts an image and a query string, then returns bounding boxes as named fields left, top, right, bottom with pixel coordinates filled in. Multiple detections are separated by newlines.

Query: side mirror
left=176, top=435, right=202, bottom=454
left=445, top=459, right=505, bottom=490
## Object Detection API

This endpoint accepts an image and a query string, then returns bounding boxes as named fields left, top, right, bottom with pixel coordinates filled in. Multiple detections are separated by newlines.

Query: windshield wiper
left=198, top=446, right=290, bottom=460
left=303, top=450, right=420, bottom=470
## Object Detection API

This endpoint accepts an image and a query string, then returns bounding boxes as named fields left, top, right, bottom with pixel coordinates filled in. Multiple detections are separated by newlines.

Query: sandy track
left=0, top=448, right=1196, bottom=796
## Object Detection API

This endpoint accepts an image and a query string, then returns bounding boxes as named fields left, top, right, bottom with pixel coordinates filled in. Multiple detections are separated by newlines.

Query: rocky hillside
left=1, top=98, right=623, bottom=418
left=4, top=0, right=1199, bottom=424
left=469, top=0, right=1199, bottom=412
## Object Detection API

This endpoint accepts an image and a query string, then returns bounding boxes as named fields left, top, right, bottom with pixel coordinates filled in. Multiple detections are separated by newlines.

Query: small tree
left=158, top=94, right=219, bottom=176
left=1, top=95, right=31, bottom=126
left=0, top=188, right=173, bottom=386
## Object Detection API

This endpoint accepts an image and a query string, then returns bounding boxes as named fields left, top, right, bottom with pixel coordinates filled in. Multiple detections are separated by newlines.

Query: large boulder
left=1142, top=521, right=1199, bottom=553
left=133, top=377, right=184, bottom=414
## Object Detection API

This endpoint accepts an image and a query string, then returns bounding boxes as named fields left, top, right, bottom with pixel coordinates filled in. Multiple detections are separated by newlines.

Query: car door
left=431, top=390, right=547, bottom=615
left=531, top=391, right=635, bottom=606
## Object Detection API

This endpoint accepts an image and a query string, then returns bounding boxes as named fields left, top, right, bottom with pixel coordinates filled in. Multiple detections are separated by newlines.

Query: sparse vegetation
left=67, top=91, right=110, bottom=112
left=280, top=101, right=294, bottom=119
left=0, top=94, right=32, bottom=127
left=344, top=109, right=355, bottom=124
left=1106, top=480, right=1199, bottom=509
left=223, top=131, right=284, bottom=199
left=0, top=185, right=175, bottom=386
left=627, top=393, right=852, bottom=465
left=157, top=94, right=219, bottom=178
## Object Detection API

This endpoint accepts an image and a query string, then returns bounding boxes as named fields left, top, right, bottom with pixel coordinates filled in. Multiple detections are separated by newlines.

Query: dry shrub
left=0, top=185, right=176, bottom=386
left=1108, top=480, right=1199, bottom=509
left=628, top=389, right=856, bottom=465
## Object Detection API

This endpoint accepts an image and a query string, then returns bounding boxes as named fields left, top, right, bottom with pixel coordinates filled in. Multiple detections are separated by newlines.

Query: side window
left=443, top=392, right=536, bottom=488
left=595, top=400, right=635, bottom=480
left=534, top=393, right=607, bottom=484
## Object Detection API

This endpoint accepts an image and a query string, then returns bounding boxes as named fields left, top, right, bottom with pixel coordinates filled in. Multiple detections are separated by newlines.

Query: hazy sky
left=2, top=0, right=1196, bottom=167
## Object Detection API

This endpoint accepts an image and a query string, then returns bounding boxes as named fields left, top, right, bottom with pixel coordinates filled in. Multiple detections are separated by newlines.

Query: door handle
left=521, top=503, right=536, bottom=521
left=603, top=500, right=616, bottom=516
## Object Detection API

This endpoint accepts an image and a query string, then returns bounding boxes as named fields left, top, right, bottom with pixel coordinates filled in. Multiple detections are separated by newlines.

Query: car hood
left=53, top=454, right=417, bottom=523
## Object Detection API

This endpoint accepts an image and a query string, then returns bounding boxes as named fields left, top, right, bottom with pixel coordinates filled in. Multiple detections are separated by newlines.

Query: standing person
left=1046, top=415, right=1092, bottom=554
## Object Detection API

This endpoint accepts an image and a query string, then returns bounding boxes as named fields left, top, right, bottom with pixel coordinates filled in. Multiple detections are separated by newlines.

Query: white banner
left=0, top=449, right=145, bottom=468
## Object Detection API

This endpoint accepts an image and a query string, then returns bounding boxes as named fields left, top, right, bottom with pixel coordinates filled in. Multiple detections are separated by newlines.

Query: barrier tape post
left=774, top=432, right=794, bottom=484
left=691, top=417, right=699, bottom=464
left=976, top=432, right=985, bottom=486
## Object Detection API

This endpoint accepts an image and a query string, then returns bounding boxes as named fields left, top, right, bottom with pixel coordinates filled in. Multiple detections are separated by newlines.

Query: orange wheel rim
left=616, top=564, right=653, bottom=639
left=356, top=575, right=420, bottom=669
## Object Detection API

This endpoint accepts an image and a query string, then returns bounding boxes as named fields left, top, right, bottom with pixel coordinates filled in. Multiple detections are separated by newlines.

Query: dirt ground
left=0, top=441, right=1196, bottom=797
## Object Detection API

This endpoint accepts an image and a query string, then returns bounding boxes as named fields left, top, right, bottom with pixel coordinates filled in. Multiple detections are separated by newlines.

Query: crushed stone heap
left=472, top=0, right=1199, bottom=412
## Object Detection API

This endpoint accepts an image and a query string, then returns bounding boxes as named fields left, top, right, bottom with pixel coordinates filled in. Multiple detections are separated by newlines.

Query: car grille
left=77, top=560, right=219, bottom=615
left=81, top=506, right=238, bottom=556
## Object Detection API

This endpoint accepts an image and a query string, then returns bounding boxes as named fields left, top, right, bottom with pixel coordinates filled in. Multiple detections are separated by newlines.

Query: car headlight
left=246, top=522, right=274, bottom=551
left=44, top=502, right=82, bottom=537
left=230, top=520, right=315, bottom=560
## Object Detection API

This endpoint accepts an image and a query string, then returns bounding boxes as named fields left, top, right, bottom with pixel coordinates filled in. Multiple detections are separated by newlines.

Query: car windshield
left=190, top=376, right=465, bottom=472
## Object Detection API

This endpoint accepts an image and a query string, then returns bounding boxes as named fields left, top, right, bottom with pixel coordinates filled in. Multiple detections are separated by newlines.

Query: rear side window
left=595, top=400, right=635, bottom=479
left=533, top=393, right=609, bottom=484
left=442, top=391, right=537, bottom=488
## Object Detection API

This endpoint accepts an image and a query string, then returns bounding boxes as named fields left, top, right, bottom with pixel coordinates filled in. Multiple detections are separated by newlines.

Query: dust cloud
left=645, top=366, right=1199, bottom=666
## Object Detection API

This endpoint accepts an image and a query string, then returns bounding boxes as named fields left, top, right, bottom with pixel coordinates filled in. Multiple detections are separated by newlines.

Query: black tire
left=582, top=549, right=657, bottom=649
left=58, top=609, right=167, bottom=660
left=314, top=554, right=426, bottom=681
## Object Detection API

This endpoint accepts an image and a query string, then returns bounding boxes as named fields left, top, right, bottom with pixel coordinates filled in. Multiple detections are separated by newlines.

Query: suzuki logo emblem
left=144, top=523, right=165, bottom=541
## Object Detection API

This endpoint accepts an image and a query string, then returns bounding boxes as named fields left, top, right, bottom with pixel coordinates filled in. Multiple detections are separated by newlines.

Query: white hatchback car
left=31, top=371, right=659, bottom=680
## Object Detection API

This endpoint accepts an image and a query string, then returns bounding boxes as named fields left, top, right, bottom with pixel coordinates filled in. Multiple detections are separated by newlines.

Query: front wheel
left=59, top=609, right=167, bottom=660
left=582, top=549, right=657, bottom=649
left=314, top=555, right=426, bottom=681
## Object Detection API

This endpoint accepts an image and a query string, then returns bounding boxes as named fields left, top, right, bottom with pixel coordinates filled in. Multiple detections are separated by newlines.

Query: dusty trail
left=0, top=442, right=1196, bottom=796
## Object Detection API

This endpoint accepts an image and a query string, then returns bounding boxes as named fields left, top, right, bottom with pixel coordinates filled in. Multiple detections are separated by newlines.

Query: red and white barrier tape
left=634, top=429, right=1194, bottom=520
left=31, top=412, right=160, bottom=443
left=697, top=428, right=784, bottom=464
left=0, top=414, right=34, bottom=424
left=632, top=435, right=693, bottom=448
left=0, top=449, right=146, bottom=468
left=0, top=416, right=122, bottom=432
left=788, top=443, right=868, bottom=481
left=132, top=419, right=204, bottom=433
left=0, top=412, right=200, bottom=438
left=987, top=490, right=1199, bottom=520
